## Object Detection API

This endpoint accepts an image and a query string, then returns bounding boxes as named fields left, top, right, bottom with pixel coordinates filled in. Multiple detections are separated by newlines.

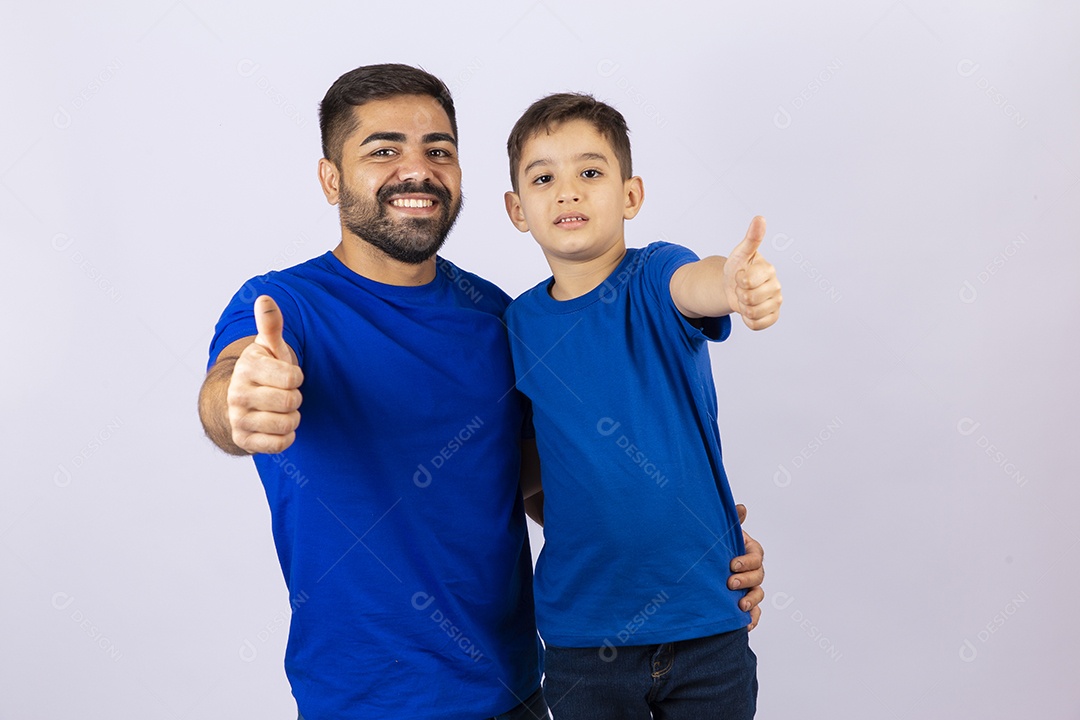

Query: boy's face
left=505, top=119, right=643, bottom=264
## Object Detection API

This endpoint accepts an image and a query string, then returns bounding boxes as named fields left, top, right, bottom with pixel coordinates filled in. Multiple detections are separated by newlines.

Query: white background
left=3, top=1, right=1078, bottom=718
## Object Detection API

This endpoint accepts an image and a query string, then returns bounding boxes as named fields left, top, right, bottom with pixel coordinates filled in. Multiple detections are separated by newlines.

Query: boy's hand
left=730, top=503, right=765, bottom=631
left=723, top=216, right=782, bottom=330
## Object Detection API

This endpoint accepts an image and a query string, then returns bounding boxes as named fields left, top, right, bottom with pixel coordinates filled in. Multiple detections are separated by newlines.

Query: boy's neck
left=545, top=241, right=627, bottom=301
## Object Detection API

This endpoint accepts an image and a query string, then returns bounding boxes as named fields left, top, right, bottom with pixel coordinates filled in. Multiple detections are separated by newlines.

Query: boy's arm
left=669, top=216, right=782, bottom=329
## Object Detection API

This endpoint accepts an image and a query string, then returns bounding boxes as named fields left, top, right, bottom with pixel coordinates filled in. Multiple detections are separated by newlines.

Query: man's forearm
left=198, top=358, right=249, bottom=456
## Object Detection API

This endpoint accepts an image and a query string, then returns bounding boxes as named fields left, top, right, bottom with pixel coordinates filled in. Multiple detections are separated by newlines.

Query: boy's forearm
left=669, top=256, right=736, bottom=319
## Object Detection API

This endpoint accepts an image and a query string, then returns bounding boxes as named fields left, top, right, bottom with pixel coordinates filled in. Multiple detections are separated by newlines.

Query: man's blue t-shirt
left=208, top=252, right=540, bottom=720
left=504, top=242, right=751, bottom=648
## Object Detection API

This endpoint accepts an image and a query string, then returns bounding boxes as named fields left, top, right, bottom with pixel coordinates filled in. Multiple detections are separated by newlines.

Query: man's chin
left=354, top=233, right=446, bottom=265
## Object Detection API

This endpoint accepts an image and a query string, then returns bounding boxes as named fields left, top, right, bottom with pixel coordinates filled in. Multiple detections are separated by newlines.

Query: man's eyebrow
left=423, top=132, right=457, bottom=147
left=360, top=131, right=407, bottom=146
left=523, top=152, right=609, bottom=176
left=359, top=131, right=458, bottom=147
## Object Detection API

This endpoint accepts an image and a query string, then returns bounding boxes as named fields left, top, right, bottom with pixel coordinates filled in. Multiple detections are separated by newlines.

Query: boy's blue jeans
left=542, top=627, right=757, bottom=720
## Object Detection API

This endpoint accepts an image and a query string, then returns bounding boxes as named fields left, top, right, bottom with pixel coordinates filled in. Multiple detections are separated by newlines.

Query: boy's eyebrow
left=359, top=131, right=458, bottom=147
left=522, top=152, right=610, bottom=175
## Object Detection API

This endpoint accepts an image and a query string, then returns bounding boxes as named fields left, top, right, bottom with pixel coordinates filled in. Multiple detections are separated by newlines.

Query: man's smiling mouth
left=390, top=198, right=435, bottom=208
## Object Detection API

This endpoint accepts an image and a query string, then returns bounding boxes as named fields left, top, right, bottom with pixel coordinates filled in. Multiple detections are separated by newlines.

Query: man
left=197, top=64, right=765, bottom=720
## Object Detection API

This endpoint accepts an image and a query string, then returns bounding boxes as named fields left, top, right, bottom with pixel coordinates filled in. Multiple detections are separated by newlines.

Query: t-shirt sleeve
left=642, top=242, right=731, bottom=343
left=206, top=275, right=306, bottom=370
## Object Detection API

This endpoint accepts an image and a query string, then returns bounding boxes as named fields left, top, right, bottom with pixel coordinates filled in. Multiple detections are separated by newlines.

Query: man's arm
left=730, top=503, right=765, bottom=631
left=198, top=295, right=304, bottom=455
left=669, top=216, right=782, bottom=329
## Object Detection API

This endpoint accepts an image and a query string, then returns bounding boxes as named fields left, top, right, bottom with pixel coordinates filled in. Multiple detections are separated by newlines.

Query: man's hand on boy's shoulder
left=669, top=215, right=783, bottom=331
left=730, top=503, right=765, bottom=632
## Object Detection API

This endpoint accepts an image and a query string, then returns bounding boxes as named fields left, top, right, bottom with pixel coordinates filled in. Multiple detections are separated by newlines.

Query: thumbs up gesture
left=723, top=216, right=782, bottom=330
left=226, top=295, right=305, bottom=454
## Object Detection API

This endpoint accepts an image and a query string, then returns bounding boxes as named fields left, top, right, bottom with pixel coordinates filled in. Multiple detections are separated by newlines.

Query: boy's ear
left=504, top=191, right=530, bottom=232
left=624, top=176, right=645, bottom=220
left=318, top=157, right=341, bottom=205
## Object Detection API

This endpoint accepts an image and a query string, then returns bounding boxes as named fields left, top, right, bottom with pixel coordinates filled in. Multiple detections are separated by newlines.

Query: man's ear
left=504, top=191, right=530, bottom=232
left=318, top=157, right=341, bottom=205
left=624, top=176, right=645, bottom=220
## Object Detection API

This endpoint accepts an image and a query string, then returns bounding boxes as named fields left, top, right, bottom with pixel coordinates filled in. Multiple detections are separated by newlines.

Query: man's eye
left=582, top=169, right=601, bottom=178
left=533, top=174, right=552, bottom=185
left=428, top=148, right=453, bottom=158
left=372, top=148, right=396, bottom=157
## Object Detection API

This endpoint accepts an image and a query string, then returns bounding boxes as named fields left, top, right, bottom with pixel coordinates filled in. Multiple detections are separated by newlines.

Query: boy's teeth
left=558, top=216, right=584, bottom=223
left=390, top=198, right=434, bottom=208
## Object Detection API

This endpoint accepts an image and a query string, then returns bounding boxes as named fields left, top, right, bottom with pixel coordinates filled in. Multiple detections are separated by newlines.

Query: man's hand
left=722, top=216, right=782, bottom=331
left=729, top=503, right=765, bottom=631
left=226, top=295, right=304, bottom=454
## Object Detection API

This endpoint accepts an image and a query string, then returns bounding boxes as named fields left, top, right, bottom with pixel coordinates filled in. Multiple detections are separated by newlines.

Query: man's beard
left=339, top=179, right=462, bottom=265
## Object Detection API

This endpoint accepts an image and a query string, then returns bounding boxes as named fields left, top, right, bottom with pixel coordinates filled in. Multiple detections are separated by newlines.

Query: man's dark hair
left=319, top=63, right=457, bottom=166
left=506, top=92, right=632, bottom=192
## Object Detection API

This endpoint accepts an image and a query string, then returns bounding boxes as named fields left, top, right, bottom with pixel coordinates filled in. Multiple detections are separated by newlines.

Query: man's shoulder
left=237, top=252, right=334, bottom=294
left=435, top=256, right=512, bottom=311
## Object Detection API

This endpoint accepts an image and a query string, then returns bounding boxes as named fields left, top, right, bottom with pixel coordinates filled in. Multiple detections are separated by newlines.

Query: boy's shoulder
left=505, top=275, right=551, bottom=321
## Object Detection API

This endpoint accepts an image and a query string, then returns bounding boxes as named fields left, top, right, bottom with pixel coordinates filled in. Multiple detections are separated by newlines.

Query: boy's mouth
left=554, top=212, right=589, bottom=228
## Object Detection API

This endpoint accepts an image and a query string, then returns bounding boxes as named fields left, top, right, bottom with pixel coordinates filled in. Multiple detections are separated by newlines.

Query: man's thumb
left=254, top=295, right=290, bottom=361
left=731, top=216, right=766, bottom=265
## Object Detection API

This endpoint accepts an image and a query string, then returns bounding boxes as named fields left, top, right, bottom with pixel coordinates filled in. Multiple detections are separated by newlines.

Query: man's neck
left=333, top=235, right=436, bottom=286
left=546, top=241, right=627, bottom=301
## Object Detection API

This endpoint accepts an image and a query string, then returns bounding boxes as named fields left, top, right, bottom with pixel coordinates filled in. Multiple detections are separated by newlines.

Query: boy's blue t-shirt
left=208, top=252, right=540, bottom=720
left=504, top=242, right=751, bottom=648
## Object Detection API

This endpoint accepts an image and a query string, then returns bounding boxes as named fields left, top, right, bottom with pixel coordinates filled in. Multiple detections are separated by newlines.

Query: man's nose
left=396, top=150, right=433, bottom=183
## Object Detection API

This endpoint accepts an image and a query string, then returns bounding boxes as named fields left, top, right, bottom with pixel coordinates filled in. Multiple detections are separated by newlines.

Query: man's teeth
left=557, top=216, right=585, bottom=223
left=390, top=198, right=434, bottom=208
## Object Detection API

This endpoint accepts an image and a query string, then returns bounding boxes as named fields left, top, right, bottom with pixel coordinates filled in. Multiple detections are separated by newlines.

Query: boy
left=502, top=93, right=782, bottom=719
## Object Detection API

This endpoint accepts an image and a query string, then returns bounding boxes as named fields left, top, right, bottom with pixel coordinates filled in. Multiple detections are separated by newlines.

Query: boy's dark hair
left=506, top=92, right=632, bottom=192
left=319, top=63, right=457, bottom=166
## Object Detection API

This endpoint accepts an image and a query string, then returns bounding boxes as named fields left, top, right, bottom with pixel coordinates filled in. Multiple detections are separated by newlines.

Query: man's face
left=332, top=95, right=462, bottom=264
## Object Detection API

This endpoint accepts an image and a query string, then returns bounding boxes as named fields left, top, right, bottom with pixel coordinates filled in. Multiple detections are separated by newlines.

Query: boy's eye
left=582, top=169, right=602, bottom=178
left=532, top=174, right=553, bottom=185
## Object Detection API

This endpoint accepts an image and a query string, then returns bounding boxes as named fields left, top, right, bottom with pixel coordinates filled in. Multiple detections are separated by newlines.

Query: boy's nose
left=556, top=184, right=581, bottom=203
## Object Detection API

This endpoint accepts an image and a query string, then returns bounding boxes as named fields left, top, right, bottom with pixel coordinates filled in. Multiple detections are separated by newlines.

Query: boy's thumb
left=731, top=216, right=766, bottom=265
